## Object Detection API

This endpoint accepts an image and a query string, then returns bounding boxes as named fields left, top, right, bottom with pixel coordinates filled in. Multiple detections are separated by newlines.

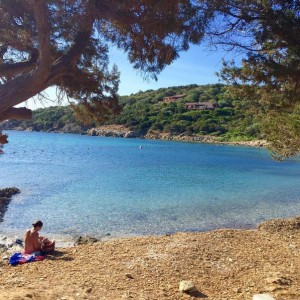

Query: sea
left=1, top=130, right=300, bottom=242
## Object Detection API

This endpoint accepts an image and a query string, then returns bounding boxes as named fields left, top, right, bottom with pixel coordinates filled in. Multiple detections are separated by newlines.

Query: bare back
left=24, top=229, right=40, bottom=254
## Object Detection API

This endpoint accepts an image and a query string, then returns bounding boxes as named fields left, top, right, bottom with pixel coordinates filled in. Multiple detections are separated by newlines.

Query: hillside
left=1, top=84, right=262, bottom=143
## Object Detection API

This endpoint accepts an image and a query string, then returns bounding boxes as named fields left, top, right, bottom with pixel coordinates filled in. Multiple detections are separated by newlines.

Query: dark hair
left=32, top=220, right=43, bottom=228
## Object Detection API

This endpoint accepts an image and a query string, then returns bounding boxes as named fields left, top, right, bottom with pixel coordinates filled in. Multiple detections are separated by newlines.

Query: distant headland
left=0, top=84, right=266, bottom=148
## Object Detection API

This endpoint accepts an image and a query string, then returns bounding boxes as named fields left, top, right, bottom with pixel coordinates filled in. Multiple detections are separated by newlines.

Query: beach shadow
left=187, top=290, right=208, bottom=298
left=45, top=250, right=74, bottom=261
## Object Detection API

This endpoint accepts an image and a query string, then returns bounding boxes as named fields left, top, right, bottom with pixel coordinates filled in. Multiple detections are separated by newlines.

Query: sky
left=109, top=44, right=231, bottom=95
left=23, top=44, right=237, bottom=110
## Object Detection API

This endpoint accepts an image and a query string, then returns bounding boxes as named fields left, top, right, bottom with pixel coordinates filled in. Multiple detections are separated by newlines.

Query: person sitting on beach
left=24, top=221, right=55, bottom=255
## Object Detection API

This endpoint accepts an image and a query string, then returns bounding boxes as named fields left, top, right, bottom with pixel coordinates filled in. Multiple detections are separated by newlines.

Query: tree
left=1, top=1, right=299, bottom=158
left=0, top=0, right=212, bottom=143
left=205, top=0, right=300, bottom=158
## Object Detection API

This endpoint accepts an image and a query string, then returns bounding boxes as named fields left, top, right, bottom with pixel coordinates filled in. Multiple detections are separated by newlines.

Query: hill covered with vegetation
left=1, top=84, right=261, bottom=142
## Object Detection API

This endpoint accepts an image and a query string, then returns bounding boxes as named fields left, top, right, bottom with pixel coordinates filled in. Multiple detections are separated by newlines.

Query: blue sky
left=23, top=44, right=237, bottom=109
left=110, top=44, right=231, bottom=95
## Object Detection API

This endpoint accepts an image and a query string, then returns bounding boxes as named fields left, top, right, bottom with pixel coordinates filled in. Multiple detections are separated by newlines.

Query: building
left=185, top=102, right=217, bottom=110
left=163, top=94, right=187, bottom=102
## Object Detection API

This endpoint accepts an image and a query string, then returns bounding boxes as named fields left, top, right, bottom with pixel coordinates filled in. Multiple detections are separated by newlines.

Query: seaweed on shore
left=0, top=187, right=20, bottom=222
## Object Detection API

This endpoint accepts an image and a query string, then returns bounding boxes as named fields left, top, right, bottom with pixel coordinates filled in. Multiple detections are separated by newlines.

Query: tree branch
left=0, top=49, right=38, bottom=77
left=32, top=0, right=51, bottom=78
left=0, top=107, right=32, bottom=122
left=46, top=0, right=96, bottom=85
left=0, top=0, right=95, bottom=114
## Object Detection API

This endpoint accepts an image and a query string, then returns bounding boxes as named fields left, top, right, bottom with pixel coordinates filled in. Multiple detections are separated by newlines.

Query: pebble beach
left=1, top=216, right=300, bottom=300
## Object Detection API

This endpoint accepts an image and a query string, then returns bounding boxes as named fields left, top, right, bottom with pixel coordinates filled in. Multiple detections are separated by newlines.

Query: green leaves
left=214, top=1, right=300, bottom=157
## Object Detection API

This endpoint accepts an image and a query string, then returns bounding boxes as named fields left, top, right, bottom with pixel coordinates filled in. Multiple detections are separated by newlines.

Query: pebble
left=233, top=287, right=242, bottom=293
left=179, top=280, right=196, bottom=293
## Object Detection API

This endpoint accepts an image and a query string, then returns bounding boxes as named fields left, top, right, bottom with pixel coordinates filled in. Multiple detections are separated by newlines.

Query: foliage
left=1, top=106, right=87, bottom=133
left=3, top=84, right=261, bottom=143
left=0, top=0, right=212, bottom=126
left=111, top=84, right=258, bottom=140
left=0, top=1, right=299, bottom=158
left=207, top=0, right=300, bottom=159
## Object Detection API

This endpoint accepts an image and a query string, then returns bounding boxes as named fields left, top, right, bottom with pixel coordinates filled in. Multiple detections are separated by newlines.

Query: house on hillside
left=163, top=94, right=187, bottom=102
left=185, top=102, right=217, bottom=110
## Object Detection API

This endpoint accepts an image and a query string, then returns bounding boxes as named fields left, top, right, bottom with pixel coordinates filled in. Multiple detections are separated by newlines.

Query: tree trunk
left=0, top=0, right=95, bottom=122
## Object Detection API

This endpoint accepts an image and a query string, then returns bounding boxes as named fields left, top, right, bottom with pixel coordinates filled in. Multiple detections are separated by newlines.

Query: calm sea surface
left=1, top=130, right=300, bottom=240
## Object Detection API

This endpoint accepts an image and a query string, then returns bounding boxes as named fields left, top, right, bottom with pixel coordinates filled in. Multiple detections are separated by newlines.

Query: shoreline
left=1, top=216, right=300, bottom=299
left=0, top=222, right=257, bottom=250
left=88, top=125, right=269, bottom=148
left=3, top=126, right=268, bottom=149
left=1, top=213, right=299, bottom=249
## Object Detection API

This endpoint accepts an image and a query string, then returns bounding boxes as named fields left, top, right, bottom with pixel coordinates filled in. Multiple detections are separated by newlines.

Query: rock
left=179, top=280, right=196, bottom=293
left=125, top=273, right=134, bottom=279
left=0, top=187, right=20, bottom=198
left=75, top=236, right=99, bottom=245
left=0, top=187, right=20, bottom=222
left=0, top=243, right=7, bottom=250
left=61, top=124, right=85, bottom=134
left=253, top=294, right=275, bottom=300
left=87, top=125, right=130, bottom=138
left=85, top=287, right=92, bottom=293
left=288, top=243, right=296, bottom=249
left=124, top=131, right=142, bottom=138
left=233, top=287, right=242, bottom=293
left=265, top=275, right=292, bottom=286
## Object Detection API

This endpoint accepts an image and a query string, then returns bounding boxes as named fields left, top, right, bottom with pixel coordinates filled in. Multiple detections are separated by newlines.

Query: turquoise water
left=1, top=130, right=300, bottom=240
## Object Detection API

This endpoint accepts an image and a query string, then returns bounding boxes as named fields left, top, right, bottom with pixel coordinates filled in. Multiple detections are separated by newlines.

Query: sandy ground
left=1, top=217, right=300, bottom=300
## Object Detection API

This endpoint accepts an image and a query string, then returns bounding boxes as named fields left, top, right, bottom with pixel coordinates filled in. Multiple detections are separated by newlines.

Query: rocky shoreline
left=0, top=188, right=20, bottom=223
left=87, top=125, right=268, bottom=148
left=1, top=216, right=300, bottom=299
left=3, top=124, right=268, bottom=148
